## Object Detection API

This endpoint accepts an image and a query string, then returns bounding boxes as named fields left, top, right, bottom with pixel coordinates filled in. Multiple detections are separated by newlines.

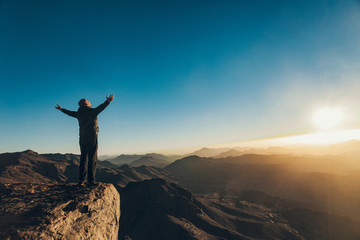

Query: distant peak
left=119, top=164, right=134, bottom=170
left=183, top=155, right=202, bottom=159
left=21, top=150, right=38, bottom=155
left=138, top=155, right=154, bottom=159
left=200, top=147, right=211, bottom=150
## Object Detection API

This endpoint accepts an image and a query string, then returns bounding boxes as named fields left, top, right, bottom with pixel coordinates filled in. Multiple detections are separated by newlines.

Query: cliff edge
left=0, top=183, right=120, bottom=240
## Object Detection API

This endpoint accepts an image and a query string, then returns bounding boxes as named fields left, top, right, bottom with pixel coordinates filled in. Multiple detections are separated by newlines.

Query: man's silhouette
left=55, top=95, right=114, bottom=186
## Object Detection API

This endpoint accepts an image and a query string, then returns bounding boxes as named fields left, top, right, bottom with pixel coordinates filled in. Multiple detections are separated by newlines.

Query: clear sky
left=1, top=0, right=360, bottom=155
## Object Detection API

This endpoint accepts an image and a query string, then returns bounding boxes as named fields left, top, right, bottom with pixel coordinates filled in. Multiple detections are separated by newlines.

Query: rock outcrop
left=0, top=183, right=120, bottom=240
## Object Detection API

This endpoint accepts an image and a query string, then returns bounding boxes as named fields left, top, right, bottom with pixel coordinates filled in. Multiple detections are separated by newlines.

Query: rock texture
left=0, top=183, right=120, bottom=240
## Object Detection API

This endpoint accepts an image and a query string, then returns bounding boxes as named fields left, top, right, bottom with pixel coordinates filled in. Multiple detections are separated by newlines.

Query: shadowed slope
left=118, top=178, right=303, bottom=240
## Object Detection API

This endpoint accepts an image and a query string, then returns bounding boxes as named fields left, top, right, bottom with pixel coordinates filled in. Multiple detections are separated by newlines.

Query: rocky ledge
left=0, top=183, right=120, bottom=240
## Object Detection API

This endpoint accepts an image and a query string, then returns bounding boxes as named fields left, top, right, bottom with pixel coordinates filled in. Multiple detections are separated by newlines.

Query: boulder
left=0, top=183, right=120, bottom=240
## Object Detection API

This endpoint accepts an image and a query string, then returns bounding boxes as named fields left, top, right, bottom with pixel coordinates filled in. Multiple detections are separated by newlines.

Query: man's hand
left=55, top=104, right=62, bottom=110
left=106, top=94, right=114, bottom=103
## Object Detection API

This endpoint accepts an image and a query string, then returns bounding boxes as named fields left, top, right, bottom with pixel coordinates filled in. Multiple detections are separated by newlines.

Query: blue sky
left=1, top=0, right=360, bottom=154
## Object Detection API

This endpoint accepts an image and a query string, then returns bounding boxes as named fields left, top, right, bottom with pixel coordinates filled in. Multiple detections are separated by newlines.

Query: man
left=55, top=95, right=114, bottom=186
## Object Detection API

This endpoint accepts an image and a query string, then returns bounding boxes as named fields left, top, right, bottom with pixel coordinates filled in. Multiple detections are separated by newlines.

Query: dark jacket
left=61, top=100, right=110, bottom=139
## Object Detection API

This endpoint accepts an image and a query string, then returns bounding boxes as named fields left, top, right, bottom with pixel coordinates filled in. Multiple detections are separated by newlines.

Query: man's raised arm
left=93, top=94, right=114, bottom=115
left=55, top=104, right=78, bottom=118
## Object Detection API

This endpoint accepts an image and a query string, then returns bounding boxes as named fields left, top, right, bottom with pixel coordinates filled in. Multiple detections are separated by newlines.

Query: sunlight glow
left=208, top=129, right=360, bottom=150
left=269, top=129, right=360, bottom=145
left=312, top=107, right=344, bottom=130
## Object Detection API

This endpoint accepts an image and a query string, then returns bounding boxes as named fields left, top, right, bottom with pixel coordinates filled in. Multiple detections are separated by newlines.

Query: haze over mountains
left=99, top=140, right=360, bottom=168
left=166, top=154, right=360, bottom=220
left=1, top=140, right=360, bottom=239
left=183, top=140, right=360, bottom=158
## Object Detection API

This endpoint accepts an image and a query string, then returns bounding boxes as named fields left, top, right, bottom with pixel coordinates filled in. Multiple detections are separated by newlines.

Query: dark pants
left=79, top=135, right=98, bottom=183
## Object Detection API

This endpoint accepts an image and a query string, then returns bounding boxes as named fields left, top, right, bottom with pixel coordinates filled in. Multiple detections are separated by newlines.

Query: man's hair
left=78, top=99, right=87, bottom=107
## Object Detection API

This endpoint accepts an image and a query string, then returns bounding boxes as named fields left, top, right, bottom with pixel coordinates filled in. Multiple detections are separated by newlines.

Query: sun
left=312, top=107, right=344, bottom=130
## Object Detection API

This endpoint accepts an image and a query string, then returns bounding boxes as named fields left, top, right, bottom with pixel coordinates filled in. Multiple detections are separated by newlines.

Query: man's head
left=78, top=99, right=91, bottom=107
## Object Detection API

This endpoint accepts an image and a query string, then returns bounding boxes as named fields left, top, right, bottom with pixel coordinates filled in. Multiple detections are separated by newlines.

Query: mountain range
left=1, top=146, right=360, bottom=239
left=0, top=150, right=174, bottom=188
left=99, top=152, right=178, bottom=168
left=165, top=154, right=360, bottom=222
left=94, top=140, right=360, bottom=168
